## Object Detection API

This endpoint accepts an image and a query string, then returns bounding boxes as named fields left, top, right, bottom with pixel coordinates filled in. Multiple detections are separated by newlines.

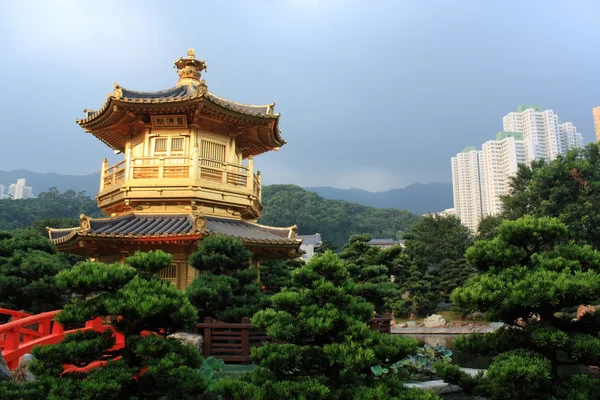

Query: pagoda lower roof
left=48, top=214, right=299, bottom=246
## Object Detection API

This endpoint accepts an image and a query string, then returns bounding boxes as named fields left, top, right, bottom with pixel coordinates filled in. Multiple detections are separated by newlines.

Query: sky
left=0, top=0, right=598, bottom=191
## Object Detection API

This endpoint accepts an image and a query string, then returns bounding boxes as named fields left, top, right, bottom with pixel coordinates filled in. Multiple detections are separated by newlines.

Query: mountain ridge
left=0, top=170, right=453, bottom=214
left=305, top=182, right=453, bottom=214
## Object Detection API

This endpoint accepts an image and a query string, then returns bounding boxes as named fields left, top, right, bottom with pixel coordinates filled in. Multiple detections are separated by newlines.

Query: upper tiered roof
left=77, top=49, right=285, bottom=158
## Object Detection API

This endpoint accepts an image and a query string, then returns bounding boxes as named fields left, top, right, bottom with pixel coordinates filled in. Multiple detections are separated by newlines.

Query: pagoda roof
left=77, top=83, right=283, bottom=157
left=48, top=213, right=299, bottom=246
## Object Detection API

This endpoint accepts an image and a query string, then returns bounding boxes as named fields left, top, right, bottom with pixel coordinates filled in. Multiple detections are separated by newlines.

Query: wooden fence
left=196, top=314, right=392, bottom=364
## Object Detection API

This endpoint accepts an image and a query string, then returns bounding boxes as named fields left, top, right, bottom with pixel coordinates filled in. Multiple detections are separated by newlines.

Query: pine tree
left=3, top=250, right=207, bottom=399
left=186, top=236, right=267, bottom=322
left=437, top=216, right=600, bottom=399
left=0, top=229, right=72, bottom=315
left=213, top=251, right=440, bottom=399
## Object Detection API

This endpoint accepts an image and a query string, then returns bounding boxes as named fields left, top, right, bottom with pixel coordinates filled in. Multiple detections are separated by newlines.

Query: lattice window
left=200, top=140, right=226, bottom=182
left=171, top=137, right=184, bottom=152
left=154, top=138, right=167, bottom=153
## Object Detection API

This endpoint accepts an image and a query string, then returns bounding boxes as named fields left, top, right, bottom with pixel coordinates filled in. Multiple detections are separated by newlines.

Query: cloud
left=1, top=0, right=155, bottom=61
left=333, top=168, right=399, bottom=192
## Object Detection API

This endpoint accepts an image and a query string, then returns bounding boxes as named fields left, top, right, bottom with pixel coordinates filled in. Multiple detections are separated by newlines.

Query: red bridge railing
left=0, top=309, right=123, bottom=371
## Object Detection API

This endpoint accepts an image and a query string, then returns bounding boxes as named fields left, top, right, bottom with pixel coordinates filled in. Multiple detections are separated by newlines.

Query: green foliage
left=0, top=188, right=101, bottom=231
left=399, top=215, right=475, bottom=310
left=186, top=236, right=268, bottom=322
left=501, top=143, right=600, bottom=249
left=339, top=234, right=404, bottom=314
left=3, top=249, right=206, bottom=399
left=188, top=235, right=252, bottom=274
left=260, top=259, right=302, bottom=294
left=243, top=251, right=438, bottom=398
left=259, top=185, right=420, bottom=248
left=372, top=344, right=453, bottom=382
left=448, top=215, right=600, bottom=397
left=0, top=230, right=72, bottom=314
left=478, top=350, right=553, bottom=400
left=404, top=215, right=473, bottom=268
left=476, top=215, right=504, bottom=241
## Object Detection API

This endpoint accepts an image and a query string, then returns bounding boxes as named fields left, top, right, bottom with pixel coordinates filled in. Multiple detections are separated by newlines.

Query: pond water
left=404, top=334, right=492, bottom=370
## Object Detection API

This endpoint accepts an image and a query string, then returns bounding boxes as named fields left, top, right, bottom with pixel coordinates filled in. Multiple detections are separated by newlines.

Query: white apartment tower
left=482, top=132, right=527, bottom=215
left=8, top=178, right=33, bottom=200
left=0, top=185, right=4, bottom=199
left=503, top=105, right=584, bottom=162
left=451, top=147, right=487, bottom=232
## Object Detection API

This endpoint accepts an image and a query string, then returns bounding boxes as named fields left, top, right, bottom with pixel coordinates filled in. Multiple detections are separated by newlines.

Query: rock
left=397, top=323, right=408, bottom=328
left=12, top=354, right=35, bottom=383
left=424, top=314, right=447, bottom=328
left=406, top=321, right=417, bottom=327
left=467, top=324, right=474, bottom=329
left=408, top=313, right=417, bottom=320
left=168, top=332, right=203, bottom=355
left=577, top=304, right=596, bottom=319
left=467, top=312, right=484, bottom=321
left=0, top=353, right=12, bottom=382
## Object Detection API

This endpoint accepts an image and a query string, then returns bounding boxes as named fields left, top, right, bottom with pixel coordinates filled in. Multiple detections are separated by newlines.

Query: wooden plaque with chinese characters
left=151, top=115, right=188, bottom=129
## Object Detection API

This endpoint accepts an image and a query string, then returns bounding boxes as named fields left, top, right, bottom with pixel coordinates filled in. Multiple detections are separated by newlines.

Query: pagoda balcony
left=98, top=155, right=262, bottom=216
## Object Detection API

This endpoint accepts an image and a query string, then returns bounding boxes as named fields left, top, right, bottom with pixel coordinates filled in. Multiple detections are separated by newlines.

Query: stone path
left=391, top=325, right=498, bottom=335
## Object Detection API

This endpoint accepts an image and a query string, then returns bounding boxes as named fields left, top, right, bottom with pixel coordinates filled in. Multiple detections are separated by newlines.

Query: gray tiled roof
left=121, top=85, right=192, bottom=100
left=48, top=214, right=298, bottom=245
left=117, top=85, right=272, bottom=116
left=206, top=217, right=291, bottom=241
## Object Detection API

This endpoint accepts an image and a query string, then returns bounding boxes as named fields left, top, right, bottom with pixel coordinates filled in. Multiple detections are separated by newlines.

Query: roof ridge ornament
left=174, top=48, right=207, bottom=87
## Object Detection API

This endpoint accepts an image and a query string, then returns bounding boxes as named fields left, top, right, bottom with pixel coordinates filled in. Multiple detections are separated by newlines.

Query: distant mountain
left=0, top=170, right=453, bottom=215
left=305, top=183, right=453, bottom=215
left=0, top=170, right=100, bottom=197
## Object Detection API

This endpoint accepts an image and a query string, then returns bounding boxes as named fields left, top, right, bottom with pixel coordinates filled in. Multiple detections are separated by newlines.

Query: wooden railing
left=102, top=160, right=126, bottom=188
left=100, top=156, right=261, bottom=200
left=196, top=314, right=393, bottom=364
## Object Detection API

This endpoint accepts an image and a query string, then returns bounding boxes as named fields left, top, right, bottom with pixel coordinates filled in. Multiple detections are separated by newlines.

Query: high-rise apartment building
left=0, top=185, right=4, bottom=199
left=503, top=105, right=583, bottom=162
left=482, top=132, right=527, bottom=215
left=8, top=178, right=33, bottom=199
left=451, top=147, right=487, bottom=232
left=453, top=105, right=585, bottom=232
left=593, top=106, right=600, bottom=142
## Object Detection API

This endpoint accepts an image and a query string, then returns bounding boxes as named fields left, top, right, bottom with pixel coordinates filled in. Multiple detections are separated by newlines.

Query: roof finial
left=174, top=49, right=207, bottom=87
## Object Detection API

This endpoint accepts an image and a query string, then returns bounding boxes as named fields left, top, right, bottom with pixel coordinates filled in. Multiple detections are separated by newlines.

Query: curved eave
left=77, top=88, right=280, bottom=127
left=51, top=229, right=205, bottom=248
left=206, top=231, right=301, bottom=246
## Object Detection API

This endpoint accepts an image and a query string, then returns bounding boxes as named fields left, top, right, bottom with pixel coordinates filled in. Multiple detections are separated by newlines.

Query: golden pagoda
left=49, top=49, right=301, bottom=289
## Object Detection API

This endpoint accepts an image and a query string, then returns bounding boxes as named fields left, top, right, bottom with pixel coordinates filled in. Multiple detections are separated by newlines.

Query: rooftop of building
left=297, top=233, right=322, bottom=246
left=496, top=131, right=524, bottom=141
left=48, top=213, right=300, bottom=246
left=515, top=105, right=544, bottom=113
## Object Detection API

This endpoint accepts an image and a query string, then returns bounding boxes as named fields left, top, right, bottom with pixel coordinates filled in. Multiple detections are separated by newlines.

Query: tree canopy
left=404, top=215, right=473, bottom=268
left=214, top=251, right=440, bottom=399
left=259, top=185, right=420, bottom=247
left=0, top=188, right=102, bottom=232
left=501, top=143, right=600, bottom=249
left=186, top=236, right=268, bottom=322
left=0, top=230, right=73, bottom=314
left=439, top=216, right=600, bottom=399
left=2, top=250, right=208, bottom=399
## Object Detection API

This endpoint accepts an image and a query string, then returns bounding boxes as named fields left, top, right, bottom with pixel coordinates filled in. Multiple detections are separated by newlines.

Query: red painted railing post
left=85, top=317, right=104, bottom=331
left=4, top=327, right=18, bottom=351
